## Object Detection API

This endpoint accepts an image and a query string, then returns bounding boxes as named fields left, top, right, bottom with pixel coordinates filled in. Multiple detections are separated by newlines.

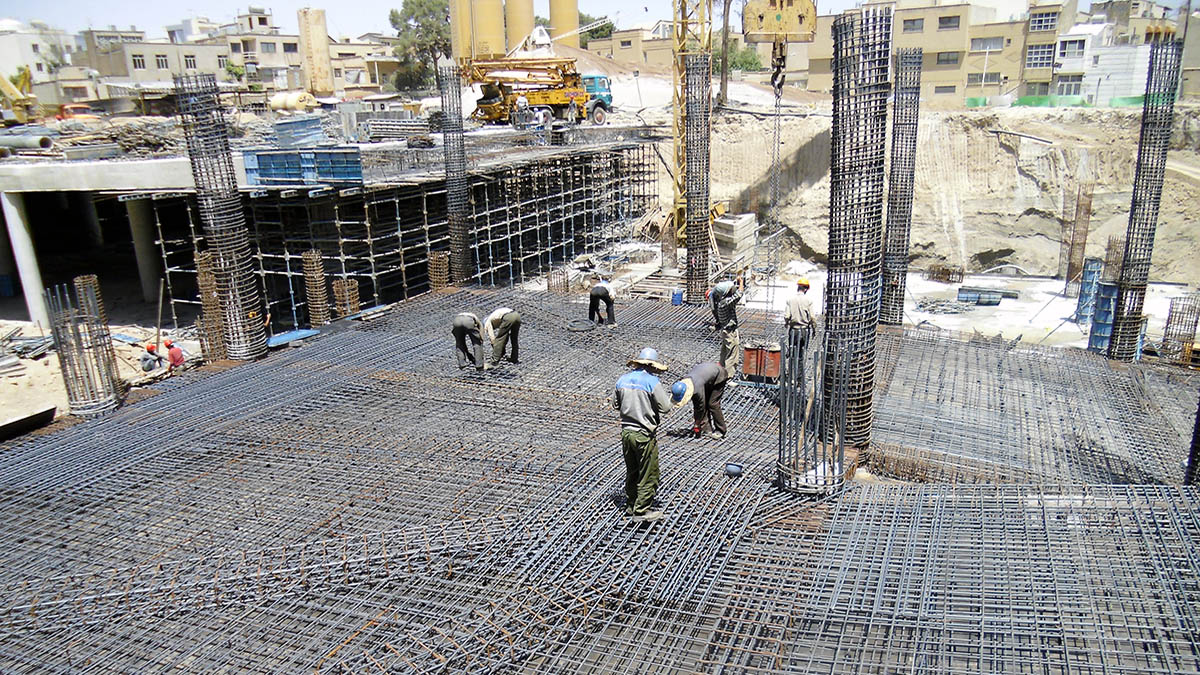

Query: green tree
left=225, top=62, right=246, bottom=82
left=392, top=54, right=434, bottom=90
left=714, top=46, right=763, bottom=73
left=389, top=0, right=451, bottom=75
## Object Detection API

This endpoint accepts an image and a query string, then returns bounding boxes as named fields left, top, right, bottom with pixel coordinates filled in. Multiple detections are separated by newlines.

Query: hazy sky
left=1, top=0, right=867, bottom=39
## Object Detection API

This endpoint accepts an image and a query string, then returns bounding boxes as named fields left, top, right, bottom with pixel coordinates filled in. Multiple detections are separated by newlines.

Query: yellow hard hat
left=797, top=277, right=810, bottom=288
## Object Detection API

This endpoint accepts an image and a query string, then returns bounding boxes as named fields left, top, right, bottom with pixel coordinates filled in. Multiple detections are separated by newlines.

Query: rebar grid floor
left=0, top=291, right=1197, bottom=672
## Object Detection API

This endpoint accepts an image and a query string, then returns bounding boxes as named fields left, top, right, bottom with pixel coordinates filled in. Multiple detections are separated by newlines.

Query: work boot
left=632, top=510, right=663, bottom=522
left=709, top=432, right=724, bottom=440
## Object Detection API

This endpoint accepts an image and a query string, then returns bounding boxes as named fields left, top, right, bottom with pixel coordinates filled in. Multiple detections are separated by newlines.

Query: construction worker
left=671, top=361, right=729, bottom=440
left=589, top=276, right=616, bottom=325
left=613, top=347, right=673, bottom=522
left=785, top=277, right=816, bottom=354
left=484, top=306, right=522, bottom=365
left=140, top=344, right=163, bottom=372
left=708, top=278, right=742, bottom=379
left=164, top=339, right=185, bottom=371
left=451, top=312, right=486, bottom=370
left=567, top=97, right=580, bottom=125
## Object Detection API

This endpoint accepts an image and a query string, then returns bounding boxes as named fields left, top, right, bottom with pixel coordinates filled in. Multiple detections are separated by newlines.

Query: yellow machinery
left=669, top=0, right=713, bottom=248
left=0, top=66, right=38, bottom=126
left=742, top=0, right=816, bottom=91
left=463, top=57, right=591, bottom=125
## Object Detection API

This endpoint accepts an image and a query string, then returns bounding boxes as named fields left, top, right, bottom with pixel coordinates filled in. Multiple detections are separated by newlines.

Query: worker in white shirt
left=484, top=306, right=522, bottom=365
left=589, top=276, right=616, bottom=325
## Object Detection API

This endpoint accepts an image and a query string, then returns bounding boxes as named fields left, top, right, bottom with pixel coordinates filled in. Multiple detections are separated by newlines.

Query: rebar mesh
left=1188, top=393, right=1200, bottom=485
left=174, top=73, right=267, bottom=360
left=439, top=66, right=472, bottom=283
left=44, top=281, right=122, bottom=417
left=684, top=54, right=712, bottom=304
left=1110, top=40, right=1183, bottom=362
left=301, top=250, right=331, bottom=327
left=823, top=8, right=892, bottom=446
left=1063, top=182, right=1094, bottom=297
left=1102, top=235, right=1125, bottom=282
left=1162, top=293, right=1199, bottom=365
left=879, top=48, right=922, bottom=326
left=332, top=278, right=360, bottom=317
left=194, top=250, right=227, bottom=361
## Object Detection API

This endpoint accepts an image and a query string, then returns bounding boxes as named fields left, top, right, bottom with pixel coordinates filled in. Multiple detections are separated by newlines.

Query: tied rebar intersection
left=824, top=8, right=892, bottom=447
left=174, top=73, right=267, bottom=360
left=879, top=48, right=922, bottom=327
left=1109, top=40, right=1183, bottom=362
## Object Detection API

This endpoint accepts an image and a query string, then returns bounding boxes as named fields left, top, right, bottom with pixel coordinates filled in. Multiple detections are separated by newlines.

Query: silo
left=549, top=0, right=579, bottom=48
left=471, top=0, right=507, bottom=58
left=506, top=0, right=535, bottom=51
left=449, top=0, right=472, bottom=61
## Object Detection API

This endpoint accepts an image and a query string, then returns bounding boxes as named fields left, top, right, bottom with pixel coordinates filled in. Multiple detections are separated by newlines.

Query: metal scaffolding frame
left=879, top=47, right=922, bottom=326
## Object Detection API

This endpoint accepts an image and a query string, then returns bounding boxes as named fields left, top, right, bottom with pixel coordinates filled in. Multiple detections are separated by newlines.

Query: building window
left=1026, top=81, right=1050, bottom=96
left=283, top=42, right=298, bottom=53
left=31, top=43, right=40, bottom=53
left=63, top=86, right=88, bottom=98
left=261, top=42, right=276, bottom=53
left=132, top=54, right=145, bottom=69
left=1093, top=54, right=1100, bottom=65
left=231, top=42, right=241, bottom=53
left=1056, top=74, right=1082, bottom=95
left=934, top=85, right=957, bottom=94
left=218, top=55, right=228, bottom=68
left=336, top=52, right=355, bottom=58
left=259, top=16, right=268, bottom=25
left=184, top=54, right=197, bottom=69
left=1030, top=12, right=1058, bottom=32
left=35, top=62, right=44, bottom=72
left=971, top=36, right=1004, bottom=51
left=620, top=39, right=632, bottom=48
left=938, top=16, right=960, bottom=30
left=1025, top=44, right=1054, bottom=68
left=155, top=54, right=169, bottom=69
left=1059, top=39, right=1085, bottom=58
left=936, top=52, right=960, bottom=65
left=334, top=68, right=343, bottom=78
left=967, top=72, right=1002, bottom=84
left=903, top=18, right=924, bottom=32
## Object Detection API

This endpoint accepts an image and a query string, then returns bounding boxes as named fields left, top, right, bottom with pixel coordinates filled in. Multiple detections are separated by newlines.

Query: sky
left=0, top=0, right=866, bottom=40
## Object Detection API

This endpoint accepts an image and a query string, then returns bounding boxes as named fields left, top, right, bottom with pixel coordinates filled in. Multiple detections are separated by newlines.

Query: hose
left=567, top=319, right=596, bottom=332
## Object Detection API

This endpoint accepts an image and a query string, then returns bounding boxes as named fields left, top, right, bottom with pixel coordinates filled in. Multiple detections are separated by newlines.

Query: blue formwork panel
left=1088, top=281, right=1120, bottom=354
left=244, top=148, right=363, bottom=186
left=1075, top=257, right=1104, bottom=324
left=275, top=115, right=326, bottom=149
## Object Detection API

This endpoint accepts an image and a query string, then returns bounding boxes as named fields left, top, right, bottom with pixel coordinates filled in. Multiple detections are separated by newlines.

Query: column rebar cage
left=428, top=251, right=450, bottom=291
left=547, top=266, right=569, bottom=295
left=1187, top=392, right=1200, bottom=485
left=879, top=47, right=922, bottom=326
left=684, top=54, right=712, bottom=304
left=1161, top=293, right=1200, bottom=365
left=1063, top=182, right=1094, bottom=298
left=332, top=278, right=361, bottom=317
left=439, top=66, right=472, bottom=284
left=44, top=280, right=122, bottom=417
left=195, top=251, right=227, bottom=361
left=778, top=328, right=848, bottom=494
left=823, top=8, right=892, bottom=447
left=174, top=73, right=267, bottom=360
left=1109, top=40, right=1183, bottom=362
left=1101, top=235, right=1125, bottom=282
left=301, top=249, right=331, bottom=327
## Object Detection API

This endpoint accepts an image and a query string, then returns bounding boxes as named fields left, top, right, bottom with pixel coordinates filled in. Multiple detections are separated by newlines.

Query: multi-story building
left=1088, top=0, right=1177, bottom=44
left=29, top=65, right=99, bottom=106
left=962, top=19, right=1026, bottom=98
left=0, top=19, right=80, bottom=83
left=1017, top=0, right=1079, bottom=96
left=87, top=40, right=232, bottom=88
left=166, top=17, right=220, bottom=44
left=77, top=27, right=145, bottom=71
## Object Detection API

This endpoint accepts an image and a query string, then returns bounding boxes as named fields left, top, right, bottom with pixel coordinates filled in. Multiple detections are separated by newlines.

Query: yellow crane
left=0, top=66, right=39, bottom=126
left=668, top=0, right=713, bottom=251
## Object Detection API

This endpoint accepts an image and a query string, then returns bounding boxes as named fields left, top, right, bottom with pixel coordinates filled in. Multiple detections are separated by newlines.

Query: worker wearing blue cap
left=613, top=347, right=674, bottom=522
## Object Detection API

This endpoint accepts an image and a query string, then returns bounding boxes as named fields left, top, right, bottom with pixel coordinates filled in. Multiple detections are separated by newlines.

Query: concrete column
left=73, top=191, right=104, bottom=248
left=1, top=191, right=50, bottom=328
left=125, top=198, right=160, bottom=303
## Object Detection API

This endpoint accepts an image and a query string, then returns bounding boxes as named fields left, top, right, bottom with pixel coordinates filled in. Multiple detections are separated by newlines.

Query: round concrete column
left=124, top=198, right=161, bottom=303
left=1, top=191, right=50, bottom=328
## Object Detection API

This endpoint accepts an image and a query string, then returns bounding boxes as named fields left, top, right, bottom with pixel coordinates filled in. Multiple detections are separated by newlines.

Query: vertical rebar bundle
left=547, top=266, right=569, bottom=295
left=1109, top=41, right=1183, bottom=362
left=684, top=54, right=712, bottom=304
left=1102, top=236, right=1125, bottom=282
left=428, top=251, right=450, bottom=291
left=1161, top=294, right=1199, bottom=365
left=71, top=274, right=120, bottom=388
left=823, top=8, right=892, bottom=447
left=174, top=73, right=267, bottom=360
left=439, top=67, right=472, bottom=284
left=778, top=328, right=847, bottom=494
left=333, top=278, right=360, bottom=317
left=302, top=250, right=330, bottom=326
left=1187, top=391, right=1200, bottom=485
left=1063, top=183, right=1094, bottom=297
left=195, top=251, right=227, bottom=361
left=44, top=281, right=122, bottom=417
left=879, top=48, right=922, bottom=326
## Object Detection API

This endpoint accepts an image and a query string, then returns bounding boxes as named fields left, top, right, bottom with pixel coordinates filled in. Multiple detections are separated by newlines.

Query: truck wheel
left=590, top=106, right=607, bottom=125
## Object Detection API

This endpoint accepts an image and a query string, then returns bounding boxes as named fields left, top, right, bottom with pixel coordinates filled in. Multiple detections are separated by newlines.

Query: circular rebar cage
left=44, top=281, right=122, bottom=417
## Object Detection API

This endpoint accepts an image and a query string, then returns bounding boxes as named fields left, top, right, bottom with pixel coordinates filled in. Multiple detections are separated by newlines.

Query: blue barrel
left=671, top=288, right=684, bottom=305
left=1075, top=257, right=1103, bottom=324
left=1088, top=281, right=1119, bottom=353
left=957, top=289, right=980, bottom=303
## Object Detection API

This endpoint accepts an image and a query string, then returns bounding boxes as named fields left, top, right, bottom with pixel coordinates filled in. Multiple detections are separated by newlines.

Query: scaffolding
left=1110, top=40, right=1183, bottom=361
left=879, top=48, right=922, bottom=326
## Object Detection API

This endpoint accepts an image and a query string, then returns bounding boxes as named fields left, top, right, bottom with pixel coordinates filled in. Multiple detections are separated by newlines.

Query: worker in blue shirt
left=612, top=347, right=674, bottom=522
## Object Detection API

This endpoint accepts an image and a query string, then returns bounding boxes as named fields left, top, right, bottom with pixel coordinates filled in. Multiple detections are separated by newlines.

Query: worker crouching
left=613, top=347, right=674, bottom=522
left=672, top=360, right=729, bottom=440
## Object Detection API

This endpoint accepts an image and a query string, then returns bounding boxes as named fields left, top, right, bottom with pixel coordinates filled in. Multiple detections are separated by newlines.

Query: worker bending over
left=484, top=306, right=522, bottom=365
left=451, top=312, right=486, bottom=370
left=671, top=361, right=729, bottom=440
left=708, top=278, right=743, bottom=379
left=613, top=347, right=674, bottom=522
left=589, top=276, right=617, bottom=325
left=784, top=277, right=816, bottom=353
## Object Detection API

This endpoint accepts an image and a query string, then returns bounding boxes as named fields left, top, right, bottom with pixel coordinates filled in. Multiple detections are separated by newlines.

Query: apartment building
left=87, top=41, right=233, bottom=88
left=0, top=19, right=78, bottom=83
left=1089, top=0, right=1177, bottom=44
left=1018, top=0, right=1079, bottom=96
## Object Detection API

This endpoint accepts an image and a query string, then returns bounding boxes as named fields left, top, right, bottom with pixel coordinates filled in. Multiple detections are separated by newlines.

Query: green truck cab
left=581, top=74, right=612, bottom=125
